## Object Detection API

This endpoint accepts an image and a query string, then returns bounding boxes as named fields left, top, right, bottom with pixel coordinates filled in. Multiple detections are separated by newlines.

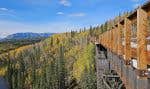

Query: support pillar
left=124, top=18, right=132, bottom=63
left=118, top=23, right=123, bottom=56
left=137, top=8, right=148, bottom=70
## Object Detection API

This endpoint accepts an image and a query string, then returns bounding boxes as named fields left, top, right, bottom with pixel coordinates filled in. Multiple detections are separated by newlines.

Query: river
left=0, top=77, right=8, bottom=89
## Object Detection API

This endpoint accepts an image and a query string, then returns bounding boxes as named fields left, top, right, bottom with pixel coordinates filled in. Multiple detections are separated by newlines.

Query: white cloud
left=57, top=12, right=86, bottom=17
left=57, top=12, right=64, bottom=15
left=59, top=0, right=71, bottom=7
left=0, top=20, right=80, bottom=33
left=69, top=13, right=86, bottom=17
left=0, top=8, right=9, bottom=11
left=0, top=7, right=13, bottom=13
left=131, top=0, right=139, bottom=2
left=0, top=7, right=17, bottom=19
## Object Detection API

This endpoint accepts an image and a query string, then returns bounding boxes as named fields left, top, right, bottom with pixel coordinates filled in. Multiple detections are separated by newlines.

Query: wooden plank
left=111, top=30, right=113, bottom=51
left=106, top=31, right=109, bottom=48
left=137, top=8, right=148, bottom=70
left=118, top=23, right=123, bottom=55
left=125, top=18, right=132, bottom=61
left=99, top=35, right=102, bottom=44
left=112, top=29, right=115, bottom=52
left=108, top=30, right=110, bottom=49
left=115, top=26, right=118, bottom=53
left=113, top=29, right=116, bottom=52
left=109, top=30, right=111, bottom=49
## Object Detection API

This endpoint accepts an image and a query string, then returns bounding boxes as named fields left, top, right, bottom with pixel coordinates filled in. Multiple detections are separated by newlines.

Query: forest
left=0, top=28, right=101, bottom=89
left=0, top=38, right=48, bottom=54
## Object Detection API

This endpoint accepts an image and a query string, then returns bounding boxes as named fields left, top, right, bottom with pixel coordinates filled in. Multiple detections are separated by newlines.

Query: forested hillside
left=0, top=28, right=101, bottom=89
left=0, top=38, right=49, bottom=54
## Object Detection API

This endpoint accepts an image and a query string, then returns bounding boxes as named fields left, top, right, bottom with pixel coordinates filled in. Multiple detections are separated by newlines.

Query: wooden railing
left=99, top=1, right=150, bottom=77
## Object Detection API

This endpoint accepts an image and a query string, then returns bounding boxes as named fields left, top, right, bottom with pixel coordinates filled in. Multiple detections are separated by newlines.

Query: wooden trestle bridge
left=95, top=1, right=150, bottom=89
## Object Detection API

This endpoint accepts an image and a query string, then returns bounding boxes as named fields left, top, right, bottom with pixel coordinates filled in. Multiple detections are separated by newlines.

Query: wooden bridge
left=95, top=1, right=150, bottom=89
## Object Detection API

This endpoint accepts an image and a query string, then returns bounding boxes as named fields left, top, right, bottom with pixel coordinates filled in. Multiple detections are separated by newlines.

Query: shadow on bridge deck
left=96, top=44, right=150, bottom=89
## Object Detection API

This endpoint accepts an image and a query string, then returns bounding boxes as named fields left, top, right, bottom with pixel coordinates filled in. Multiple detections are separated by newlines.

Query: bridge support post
left=108, top=30, right=111, bottom=50
left=114, top=26, right=118, bottom=54
left=124, top=18, right=132, bottom=89
left=136, top=8, right=149, bottom=89
left=118, top=23, right=123, bottom=56
left=124, top=18, right=131, bottom=62
left=137, top=8, right=148, bottom=71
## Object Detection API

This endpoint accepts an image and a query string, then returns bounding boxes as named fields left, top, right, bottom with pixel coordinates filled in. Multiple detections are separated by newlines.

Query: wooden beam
left=115, top=27, right=118, bottom=53
left=106, top=31, right=108, bottom=48
left=118, top=23, right=123, bottom=55
left=108, top=31, right=110, bottom=49
left=124, top=18, right=131, bottom=61
left=137, top=8, right=148, bottom=70
left=109, top=30, right=111, bottom=49
left=113, top=29, right=116, bottom=52
left=112, top=29, right=115, bottom=52
left=111, top=30, right=113, bottom=51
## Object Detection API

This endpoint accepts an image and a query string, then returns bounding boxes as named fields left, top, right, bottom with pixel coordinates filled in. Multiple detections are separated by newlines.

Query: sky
left=0, top=0, right=146, bottom=34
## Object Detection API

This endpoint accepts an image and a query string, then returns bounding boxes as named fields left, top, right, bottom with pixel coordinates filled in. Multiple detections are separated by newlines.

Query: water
left=0, top=77, right=8, bottom=89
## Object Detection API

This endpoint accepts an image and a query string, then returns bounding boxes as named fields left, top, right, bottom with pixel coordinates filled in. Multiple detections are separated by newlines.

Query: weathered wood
left=109, top=30, right=111, bottom=49
left=106, top=31, right=109, bottom=48
left=118, top=23, right=123, bottom=55
left=108, top=30, right=111, bottom=49
left=115, top=26, right=118, bottom=53
left=110, top=29, right=113, bottom=51
left=137, top=8, right=148, bottom=70
left=112, top=29, right=115, bottom=52
left=124, top=18, right=131, bottom=61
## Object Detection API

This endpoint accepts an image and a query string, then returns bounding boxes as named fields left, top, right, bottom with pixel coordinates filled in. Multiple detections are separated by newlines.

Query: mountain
left=3, top=32, right=54, bottom=40
left=0, top=33, right=10, bottom=39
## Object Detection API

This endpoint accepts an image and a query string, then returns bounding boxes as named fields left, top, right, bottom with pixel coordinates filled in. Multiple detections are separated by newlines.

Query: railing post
left=102, top=34, right=103, bottom=44
left=115, top=26, right=118, bottom=54
left=137, top=8, right=148, bottom=70
left=124, top=18, right=131, bottom=63
left=112, top=28, right=115, bottom=52
left=109, top=30, right=111, bottom=49
left=108, top=30, right=110, bottom=49
left=124, top=18, right=132, bottom=89
left=125, top=18, right=131, bottom=64
left=110, top=29, right=113, bottom=51
left=118, top=23, right=123, bottom=56
left=104, top=32, right=106, bottom=46
left=106, top=31, right=109, bottom=48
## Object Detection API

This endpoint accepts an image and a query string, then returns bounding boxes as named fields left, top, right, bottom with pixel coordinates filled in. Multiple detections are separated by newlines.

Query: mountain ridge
left=0, top=32, right=54, bottom=41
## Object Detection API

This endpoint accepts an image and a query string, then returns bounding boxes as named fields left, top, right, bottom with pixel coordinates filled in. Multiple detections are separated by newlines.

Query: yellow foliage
left=0, top=67, right=7, bottom=76
left=73, top=43, right=95, bottom=80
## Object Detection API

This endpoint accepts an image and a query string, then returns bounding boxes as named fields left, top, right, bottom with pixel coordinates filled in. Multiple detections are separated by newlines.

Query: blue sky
left=0, top=0, right=146, bottom=34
